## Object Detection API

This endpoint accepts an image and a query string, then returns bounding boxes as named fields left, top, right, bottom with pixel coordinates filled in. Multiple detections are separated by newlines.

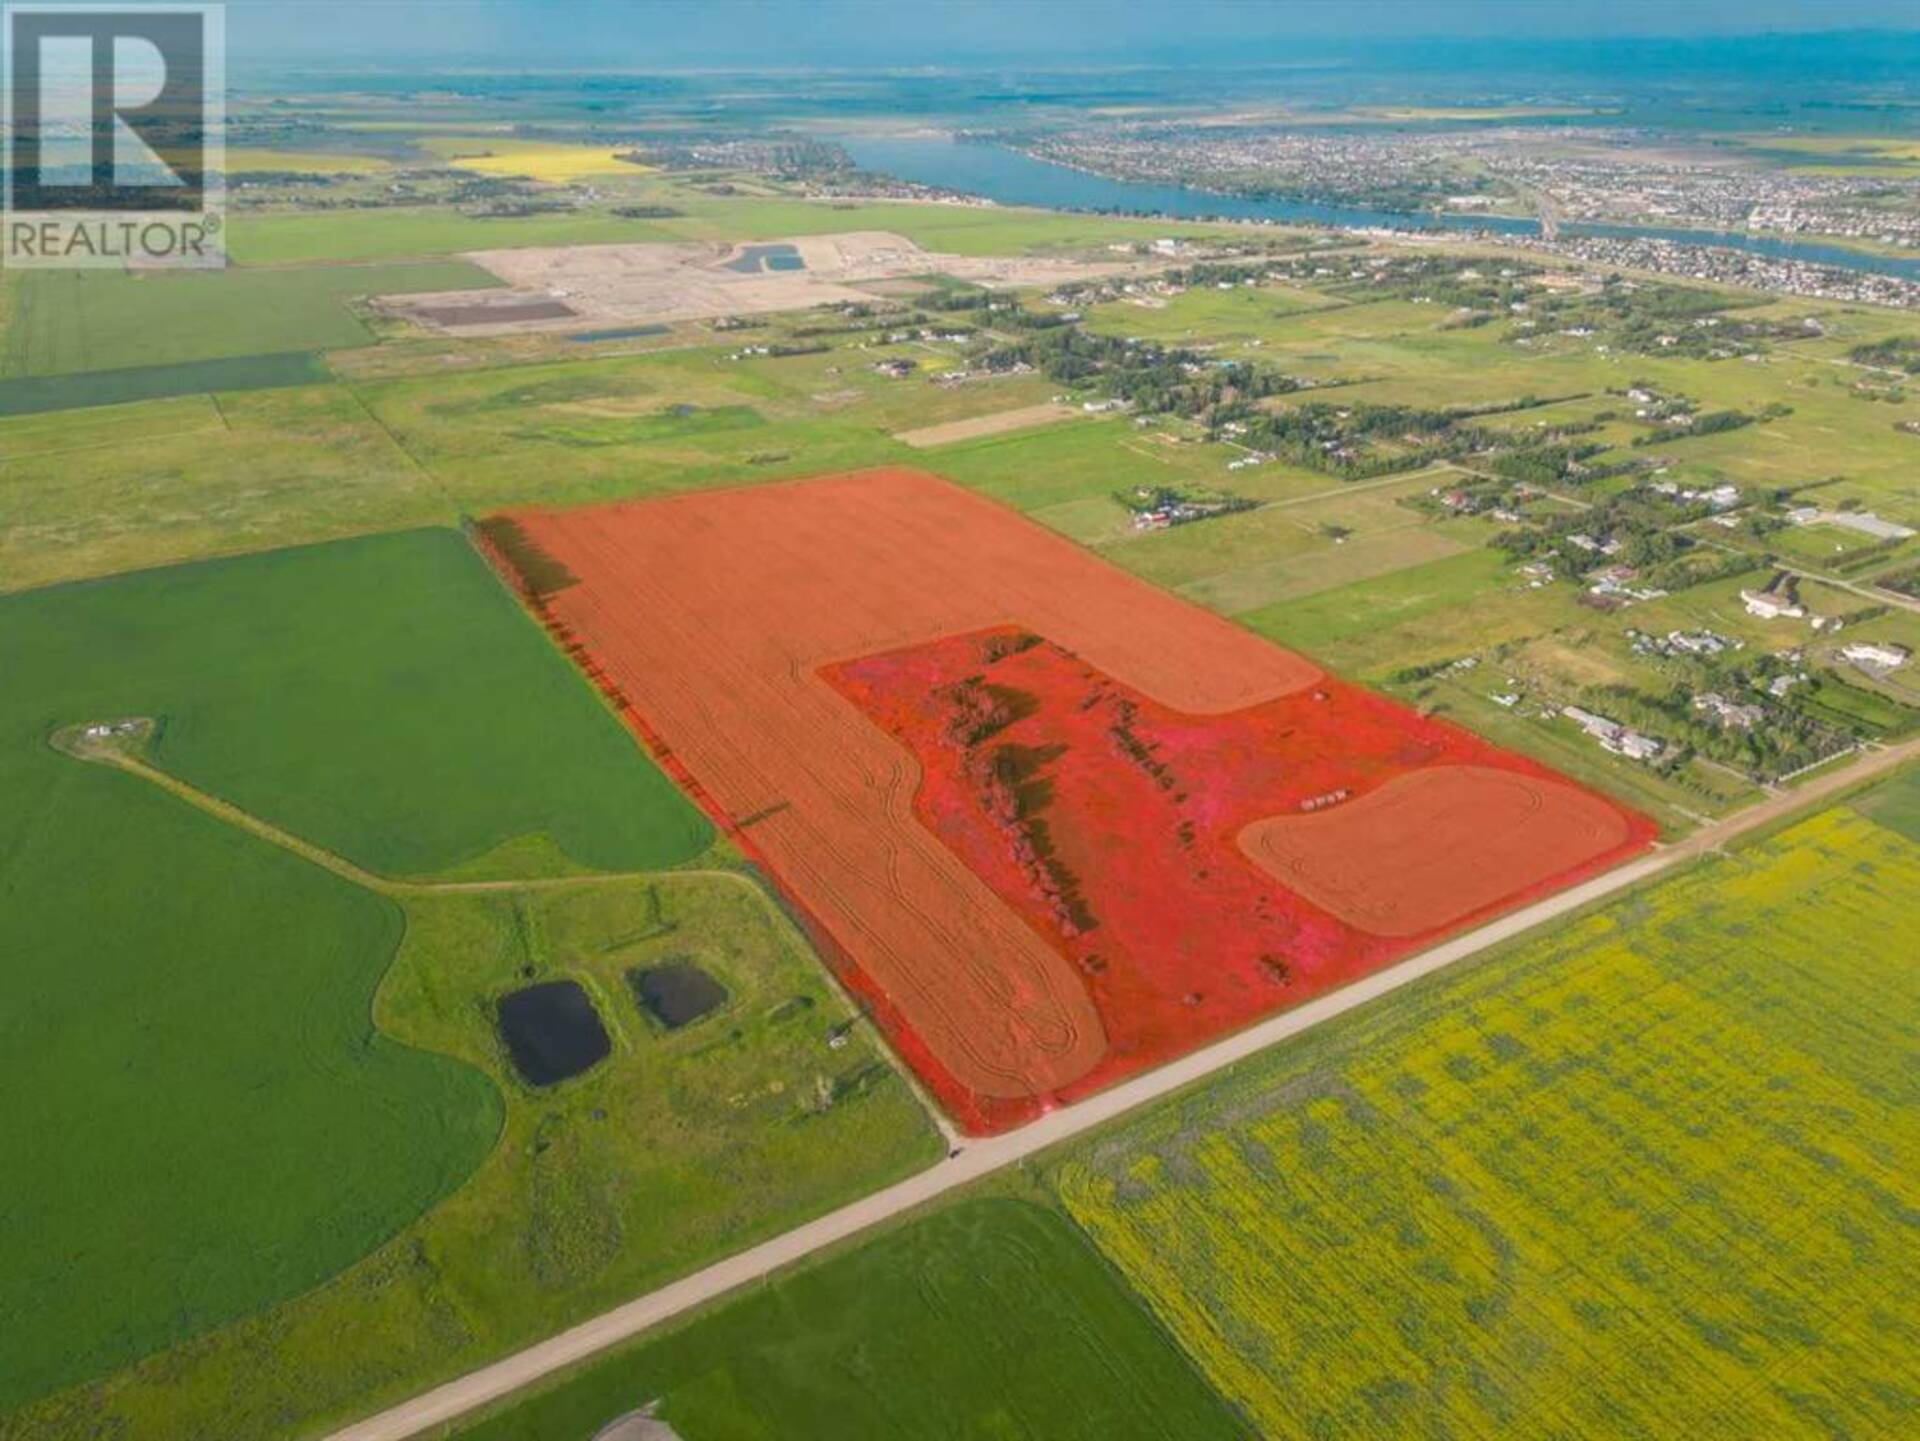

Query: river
left=840, top=135, right=1920, bottom=281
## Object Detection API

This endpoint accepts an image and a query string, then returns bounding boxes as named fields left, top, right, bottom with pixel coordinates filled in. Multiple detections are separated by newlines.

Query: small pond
left=627, top=961, right=729, bottom=1029
left=498, top=979, right=611, bottom=1086
left=723, top=242, right=805, bottom=274
left=568, top=323, right=671, bottom=343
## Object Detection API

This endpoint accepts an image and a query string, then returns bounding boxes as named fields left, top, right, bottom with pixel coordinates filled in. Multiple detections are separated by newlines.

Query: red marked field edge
left=470, top=518, right=1024, bottom=1130
left=468, top=473, right=1657, bottom=1135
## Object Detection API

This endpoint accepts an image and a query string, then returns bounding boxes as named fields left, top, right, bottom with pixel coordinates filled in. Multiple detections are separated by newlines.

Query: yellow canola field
left=422, top=137, right=651, bottom=183
left=1059, top=802, right=1920, bottom=1441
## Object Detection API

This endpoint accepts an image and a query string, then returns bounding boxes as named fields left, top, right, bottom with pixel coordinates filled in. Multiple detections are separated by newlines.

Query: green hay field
left=225, top=194, right=1256, bottom=266
left=16, top=873, right=940, bottom=1441
left=0, top=351, right=331, bottom=416
left=0, top=756, right=500, bottom=1412
left=10, top=528, right=712, bottom=875
left=0, top=383, right=449, bottom=593
left=449, top=1200, right=1248, bottom=1441
left=0, top=577, right=508, bottom=1407
left=227, top=209, right=686, bottom=265
left=0, top=530, right=934, bottom=1435
left=1054, top=795, right=1920, bottom=1441
left=1, top=260, right=497, bottom=376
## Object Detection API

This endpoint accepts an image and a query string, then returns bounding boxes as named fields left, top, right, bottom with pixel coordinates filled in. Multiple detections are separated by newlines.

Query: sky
left=225, top=1, right=1920, bottom=68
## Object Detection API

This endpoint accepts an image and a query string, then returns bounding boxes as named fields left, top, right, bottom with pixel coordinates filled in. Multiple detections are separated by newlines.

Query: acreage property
left=488, top=468, right=1652, bottom=1132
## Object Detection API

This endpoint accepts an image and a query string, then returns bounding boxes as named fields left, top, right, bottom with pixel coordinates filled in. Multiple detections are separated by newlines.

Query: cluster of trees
left=1630, top=405, right=1787, bottom=446
left=1880, top=565, right=1920, bottom=599
left=1509, top=277, right=1800, bottom=360
left=1111, top=484, right=1257, bottom=523
left=1635, top=548, right=1755, bottom=595
left=976, top=326, right=1302, bottom=421
left=1485, top=442, right=1614, bottom=488
left=1582, top=682, right=1843, bottom=780
left=1362, top=254, right=1546, bottom=312
left=1233, top=401, right=1470, bottom=478
left=1848, top=335, right=1920, bottom=375
left=1491, top=489, right=1722, bottom=578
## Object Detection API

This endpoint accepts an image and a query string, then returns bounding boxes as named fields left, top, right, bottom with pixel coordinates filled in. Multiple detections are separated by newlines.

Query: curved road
left=319, top=735, right=1919, bottom=1441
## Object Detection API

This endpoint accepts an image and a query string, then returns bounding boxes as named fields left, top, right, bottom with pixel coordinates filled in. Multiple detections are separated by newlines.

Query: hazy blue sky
left=227, top=1, right=1920, bottom=67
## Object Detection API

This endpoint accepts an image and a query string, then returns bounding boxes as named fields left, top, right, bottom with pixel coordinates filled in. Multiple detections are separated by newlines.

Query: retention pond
left=498, top=979, right=611, bottom=1086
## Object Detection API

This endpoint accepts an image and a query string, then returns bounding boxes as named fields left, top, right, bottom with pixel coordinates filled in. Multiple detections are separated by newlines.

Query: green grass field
left=0, top=558, right=514, bottom=1407
left=0, top=344, right=1057, bottom=593
left=223, top=194, right=1258, bottom=267
left=1854, top=761, right=1920, bottom=839
left=925, top=414, right=1254, bottom=514
left=1054, top=790, right=1920, bottom=1440
left=0, top=351, right=332, bottom=416
left=0, top=529, right=936, bottom=1435
left=1, top=260, right=497, bottom=376
left=0, top=382, right=451, bottom=592
left=1238, top=544, right=1536, bottom=671
left=0, top=527, right=713, bottom=1405
left=13, top=528, right=711, bottom=875
left=16, top=871, right=940, bottom=1440
left=226, top=209, right=686, bottom=264
left=1081, top=282, right=1339, bottom=347
left=0, top=755, right=500, bottom=1412
left=449, top=1200, right=1247, bottom=1441
left=1098, top=471, right=1474, bottom=613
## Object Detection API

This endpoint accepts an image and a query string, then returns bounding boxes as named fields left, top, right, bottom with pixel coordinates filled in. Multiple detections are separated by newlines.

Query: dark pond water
left=568, top=323, right=671, bottom=342
left=840, top=136, right=1920, bottom=281
left=498, top=979, right=611, bottom=1086
left=627, top=961, right=729, bottom=1029
left=725, top=242, right=807, bottom=273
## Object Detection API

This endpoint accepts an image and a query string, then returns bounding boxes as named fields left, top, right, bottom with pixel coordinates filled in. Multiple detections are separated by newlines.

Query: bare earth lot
left=380, top=231, right=1148, bottom=335
left=894, top=401, right=1081, bottom=448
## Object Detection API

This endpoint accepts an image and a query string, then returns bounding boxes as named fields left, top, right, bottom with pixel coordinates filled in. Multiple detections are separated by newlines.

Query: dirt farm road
left=324, top=735, right=1919, bottom=1441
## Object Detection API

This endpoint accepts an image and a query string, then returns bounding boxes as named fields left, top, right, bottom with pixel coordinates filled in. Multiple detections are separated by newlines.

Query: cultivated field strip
left=1240, top=764, right=1632, bottom=936
left=504, top=468, right=1324, bottom=1127
left=501, top=466, right=1653, bottom=1131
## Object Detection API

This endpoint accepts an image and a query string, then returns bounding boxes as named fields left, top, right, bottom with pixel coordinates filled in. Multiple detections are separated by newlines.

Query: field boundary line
left=320, top=733, right=1920, bottom=1441
left=1089, top=461, right=1457, bottom=550
left=67, top=747, right=866, bottom=902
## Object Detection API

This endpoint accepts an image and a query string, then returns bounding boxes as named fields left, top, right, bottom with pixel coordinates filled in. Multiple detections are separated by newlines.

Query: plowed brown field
left=494, top=467, right=1651, bottom=1132
left=1240, top=764, right=1636, bottom=936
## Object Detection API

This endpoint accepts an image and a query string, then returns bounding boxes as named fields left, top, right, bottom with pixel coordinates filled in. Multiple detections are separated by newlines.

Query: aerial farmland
left=480, top=466, right=1651, bottom=1129
left=3, top=17, right=1918, bottom=1441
